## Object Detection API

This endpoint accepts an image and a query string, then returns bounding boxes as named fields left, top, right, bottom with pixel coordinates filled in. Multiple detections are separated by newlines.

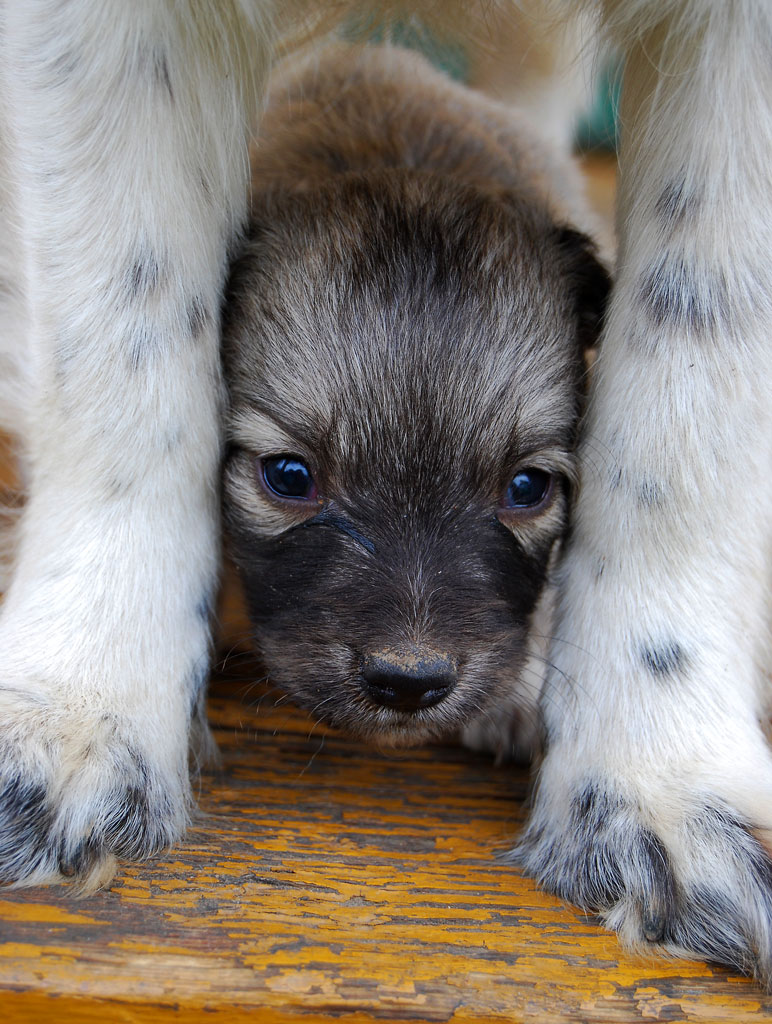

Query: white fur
left=1, top=0, right=771, bottom=986
left=0, top=0, right=271, bottom=886
left=516, top=0, right=772, bottom=985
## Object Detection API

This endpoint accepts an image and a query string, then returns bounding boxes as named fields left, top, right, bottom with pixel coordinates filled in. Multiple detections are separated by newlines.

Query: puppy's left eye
left=260, top=456, right=318, bottom=500
left=504, top=469, right=552, bottom=509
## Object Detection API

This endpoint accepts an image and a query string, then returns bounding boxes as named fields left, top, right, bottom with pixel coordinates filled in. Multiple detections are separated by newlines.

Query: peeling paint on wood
left=1, top=658, right=771, bottom=1023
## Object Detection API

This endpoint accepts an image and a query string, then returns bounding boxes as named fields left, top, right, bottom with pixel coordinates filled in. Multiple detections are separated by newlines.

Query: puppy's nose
left=360, top=647, right=457, bottom=712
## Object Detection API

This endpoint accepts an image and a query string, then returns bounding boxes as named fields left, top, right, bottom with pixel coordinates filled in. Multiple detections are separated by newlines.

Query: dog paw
left=0, top=689, right=190, bottom=889
left=515, top=767, right=772, bottom=987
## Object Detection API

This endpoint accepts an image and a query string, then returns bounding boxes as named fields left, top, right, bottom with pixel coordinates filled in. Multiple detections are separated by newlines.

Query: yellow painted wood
left=2, top=659, right=772, bottom=1023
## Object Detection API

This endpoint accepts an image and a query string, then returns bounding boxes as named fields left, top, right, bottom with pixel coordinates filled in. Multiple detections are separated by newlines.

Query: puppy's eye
left=504, top=469, right=552, bottom=509
left=260, top=456, right=318, bottom=500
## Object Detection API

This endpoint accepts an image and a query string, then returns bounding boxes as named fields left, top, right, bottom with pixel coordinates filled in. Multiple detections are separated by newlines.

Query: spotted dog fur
left=514, top=0, right=772, bottom=989
left=0, top=0, right=771, bottom=991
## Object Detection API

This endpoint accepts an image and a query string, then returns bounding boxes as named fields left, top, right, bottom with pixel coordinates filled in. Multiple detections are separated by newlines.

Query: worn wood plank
left=2, top=658, right=772, bottom=1023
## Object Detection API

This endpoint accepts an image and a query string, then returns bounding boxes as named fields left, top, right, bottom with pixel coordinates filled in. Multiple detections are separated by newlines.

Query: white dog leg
left=516, top=0, right=772, bottom=985
left=0, top=0, right=271, bottom=887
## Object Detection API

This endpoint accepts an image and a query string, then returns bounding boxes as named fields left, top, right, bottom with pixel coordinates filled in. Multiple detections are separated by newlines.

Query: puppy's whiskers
left=298, top=734, right=327, bottom=777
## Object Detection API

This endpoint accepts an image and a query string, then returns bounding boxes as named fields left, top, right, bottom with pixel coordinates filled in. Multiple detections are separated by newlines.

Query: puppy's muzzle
left=360, top=647, right=458, bottom=712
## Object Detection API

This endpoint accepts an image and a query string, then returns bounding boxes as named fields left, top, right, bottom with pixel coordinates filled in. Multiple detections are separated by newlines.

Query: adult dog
left=1, top=0, right=771, bottom=989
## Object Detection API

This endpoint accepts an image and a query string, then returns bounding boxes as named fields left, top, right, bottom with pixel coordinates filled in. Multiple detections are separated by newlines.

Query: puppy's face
left=223, top=172, right=607, bottom=747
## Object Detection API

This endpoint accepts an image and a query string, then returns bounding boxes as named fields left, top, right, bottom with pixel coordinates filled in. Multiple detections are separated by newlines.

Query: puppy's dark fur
left=222, top=43, right=608, bottom=752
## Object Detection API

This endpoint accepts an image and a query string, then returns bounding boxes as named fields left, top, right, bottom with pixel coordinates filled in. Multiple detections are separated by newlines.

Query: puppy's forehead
left=225, top=173, right=583, bottom=477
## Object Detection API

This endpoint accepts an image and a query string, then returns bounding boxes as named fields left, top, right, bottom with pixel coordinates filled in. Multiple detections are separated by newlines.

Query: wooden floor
left=3, top=658, right=772, bottom=1023
left=3, top=156, right=772, bottom=1021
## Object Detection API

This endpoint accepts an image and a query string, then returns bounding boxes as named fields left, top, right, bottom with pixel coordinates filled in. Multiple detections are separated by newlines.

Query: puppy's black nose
left=360, top=648, right=457, bottom=712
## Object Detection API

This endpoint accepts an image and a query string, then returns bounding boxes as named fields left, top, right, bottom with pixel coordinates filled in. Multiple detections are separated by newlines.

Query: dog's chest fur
left=222, top=43, right=608, bottom=753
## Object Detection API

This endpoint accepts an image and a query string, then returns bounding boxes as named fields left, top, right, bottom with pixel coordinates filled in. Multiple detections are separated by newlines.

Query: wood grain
left=2, top=658, right=772, bottom=1023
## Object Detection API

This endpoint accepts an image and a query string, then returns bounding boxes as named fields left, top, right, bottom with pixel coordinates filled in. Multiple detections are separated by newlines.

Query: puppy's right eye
left=504, top=469, right=552, bottom=509
left=260, top=456, right=318, bottom=500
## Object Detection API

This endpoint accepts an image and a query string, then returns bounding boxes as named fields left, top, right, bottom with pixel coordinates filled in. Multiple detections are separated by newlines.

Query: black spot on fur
left=641, top=641, right=686, bottom=679
left=128, top=251, right=161, bottom=299
left=639, top=253, right=728, bottom=333
left=561, top=786, right=626, bottom=904
left=573, top=783, right=605, bottom=821
left=153, top=50, right=174, bottom=101
left=1, top=774, right=51, bottom=839
left=88, top=750, right=172, bottom=862
left=656, top=180, right=697, bottom=227
left=199, top=170, right=213, bottom=203
left=605, top=466, right=663, bottom=509
left=196, top=592, right=214, bottom=625
left=638, top=479, right=663, bottom=508
left=49, top=47, right=80, bottom=80
left=103, top=784, right=152, bottom=859
left=187, top=297, right=210, bottom=340
left=0, top=773, right=55, bottom=882
left=106, top=477, right=132, bottom=498
left=638, top=829, right=674, bottom=942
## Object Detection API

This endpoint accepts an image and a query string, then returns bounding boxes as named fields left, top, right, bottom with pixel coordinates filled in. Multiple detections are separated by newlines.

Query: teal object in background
left=342, top=18, right=619, bottom=153
left=341, top=16, right=469, bottom=83
left=574, top=58, right=621, bottom=152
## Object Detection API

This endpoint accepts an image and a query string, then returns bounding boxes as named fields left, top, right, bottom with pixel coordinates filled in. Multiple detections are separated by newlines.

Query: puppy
left=221, top=43, right=609, bottom=755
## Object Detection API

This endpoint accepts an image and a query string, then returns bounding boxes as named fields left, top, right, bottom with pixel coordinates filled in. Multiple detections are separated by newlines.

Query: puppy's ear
left=554, top=226, right=612, bottom=351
